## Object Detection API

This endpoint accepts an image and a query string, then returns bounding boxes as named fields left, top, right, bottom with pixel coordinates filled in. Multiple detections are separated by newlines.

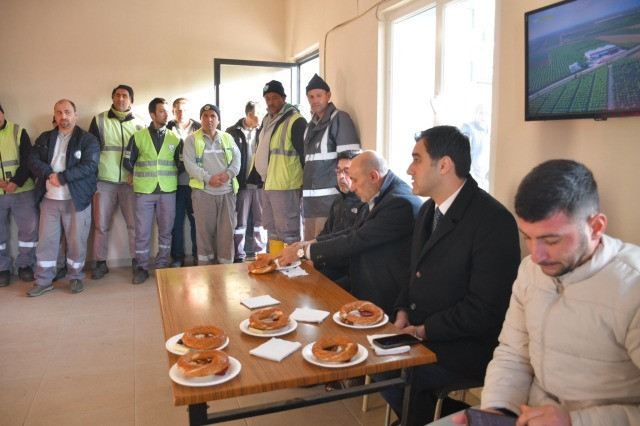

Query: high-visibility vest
left=95, top=111, right=144, bottom=183
left=189, top=129, right=239, bottom=194
left=265, top=111, right=303, bottom=190
left=132, top=129, right=179, bottom=194
left=0, top=121, right=34, bottom=194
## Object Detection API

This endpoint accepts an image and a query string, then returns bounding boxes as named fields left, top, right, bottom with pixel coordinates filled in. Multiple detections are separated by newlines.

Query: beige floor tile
left=134, top=360, right=174, bottom=404
left=28, top=370, right=134, bottom=418
left=25, top=405, right=135, bottom=426
left=0, top=316, right=65, bottom=354
left=0, top=377, right=41, bottom=426
left=0, top=348, right=51, bottom=381
left=44, top=334, right=135, bottom=379
left=342, top=391, right=397, bottom=425
left=0, top=282, right=73, bottom=322
left=59, top=310, right=134, bottom=340
left=135, top=326, right=168, bottom=365
left=67, top=289, right=134, bottom=316
left=135, top=400, right=208, bottom=426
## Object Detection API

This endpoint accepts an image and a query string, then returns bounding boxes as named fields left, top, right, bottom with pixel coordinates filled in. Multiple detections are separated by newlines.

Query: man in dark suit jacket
left=275, top=150, right=422, bottom=315
left=380, top=126, right=521, bottom=424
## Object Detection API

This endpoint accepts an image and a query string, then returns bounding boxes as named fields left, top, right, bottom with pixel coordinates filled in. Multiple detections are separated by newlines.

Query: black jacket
left=29, top=126, right=100, bottom=211
left=225, top=118, right=261, bottom=189
left=311, top=170, right=422, bottom=314
left=318, top=189, right=364, bottom=237
left=395, top=177, right=520, bottom=381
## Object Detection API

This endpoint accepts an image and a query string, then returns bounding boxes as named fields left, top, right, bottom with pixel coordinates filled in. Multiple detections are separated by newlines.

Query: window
left=214, top=55, right=319, bottom=130
left=381, top=0, right=495, bottom=190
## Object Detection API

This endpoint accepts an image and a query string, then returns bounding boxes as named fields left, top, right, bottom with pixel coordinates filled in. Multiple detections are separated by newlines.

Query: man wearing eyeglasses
left=275, top=150, right=421, bottom=315
left=302, top=74, right=360, bottom=240
left=314, top=149, right=364, bottom=288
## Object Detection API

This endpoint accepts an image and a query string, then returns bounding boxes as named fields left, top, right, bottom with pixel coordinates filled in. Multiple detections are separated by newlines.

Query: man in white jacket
left=461, top=160, right=640, bottom=425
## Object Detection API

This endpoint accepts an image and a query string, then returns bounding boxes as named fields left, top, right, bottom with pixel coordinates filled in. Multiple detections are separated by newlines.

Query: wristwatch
left=297, top=248, right=305, bottom=259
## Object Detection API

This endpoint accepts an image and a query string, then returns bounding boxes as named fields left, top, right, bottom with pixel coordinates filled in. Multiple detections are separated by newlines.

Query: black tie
left=432, top=207, right=443, bottom=232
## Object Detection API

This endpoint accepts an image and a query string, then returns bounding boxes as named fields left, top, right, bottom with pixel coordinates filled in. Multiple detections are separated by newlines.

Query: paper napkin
left=241, top=295, right=281, bottom=309
left=249, top=337, right=302, bottom=362
left=367, top=334, right=411, bottom=356
left=279, top=266, right=308, bottom=278
left=290, top=307, right=330, bottom=323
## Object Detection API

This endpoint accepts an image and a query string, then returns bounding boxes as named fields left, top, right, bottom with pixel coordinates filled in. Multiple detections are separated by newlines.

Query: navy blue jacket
left=29, top=126, right=100, bottom=211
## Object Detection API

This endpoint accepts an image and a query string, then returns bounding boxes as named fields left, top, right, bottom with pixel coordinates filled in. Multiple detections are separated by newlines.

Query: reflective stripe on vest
left=188, top=129, right=239, bottom=194
left=132, top=129, right=179, bottom=194
left=265, top=112, right=303, bottom=190
left=0, top=121, right=35, bottom=194
left=96, top=111, right=144, bottom=183
left=303, top=109, right=339, bottom=163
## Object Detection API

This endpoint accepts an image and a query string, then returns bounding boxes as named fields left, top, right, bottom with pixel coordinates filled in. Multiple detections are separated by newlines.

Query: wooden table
left=156, top=263, right=437, bottom=425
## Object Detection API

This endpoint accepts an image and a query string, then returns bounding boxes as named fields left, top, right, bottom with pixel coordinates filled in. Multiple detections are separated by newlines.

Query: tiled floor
left=0, top=265, right=394, bottom=426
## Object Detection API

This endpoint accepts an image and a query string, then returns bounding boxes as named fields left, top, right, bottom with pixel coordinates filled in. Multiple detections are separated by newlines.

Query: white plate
left=169, top=356, right=241, bottom=387
left=165, top=333, right=230, bottom=355
left=239, top=318, right=298, bottom=337
left=332, top=311, right=389, bottom=329
left=275, top=259, right=301, bottom=270
left=302, top=342, right=368, bottom=368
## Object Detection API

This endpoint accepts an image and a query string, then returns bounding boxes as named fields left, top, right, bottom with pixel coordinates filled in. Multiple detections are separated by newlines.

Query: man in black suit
left=275, top=150, right=422, bottom=315
left=380, top=126, right=521, bottom=424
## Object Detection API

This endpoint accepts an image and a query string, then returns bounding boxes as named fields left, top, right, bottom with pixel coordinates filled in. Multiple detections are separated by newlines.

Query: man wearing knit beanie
left=253, top=80, right=307, bottom=248
left=88, top=84, right=146, bottom=279
left=302, top=74, right=360, bottom=240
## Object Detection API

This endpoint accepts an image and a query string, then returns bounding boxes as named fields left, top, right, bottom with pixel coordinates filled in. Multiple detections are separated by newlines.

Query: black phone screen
left=466, top=408, right=516, bottom=426
left=372, top=334, right=421, bottom=349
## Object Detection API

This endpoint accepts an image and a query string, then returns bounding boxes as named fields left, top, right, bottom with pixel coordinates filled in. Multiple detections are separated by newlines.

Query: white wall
left=287, top=0, right=640, bottom=246
left=493, top=0, right=640, bottom=245
left=0, top=0, right=287, bottom=265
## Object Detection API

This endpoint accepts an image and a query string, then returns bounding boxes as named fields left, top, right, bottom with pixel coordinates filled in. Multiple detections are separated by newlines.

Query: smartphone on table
left=372, top=333, right=421, bottom=349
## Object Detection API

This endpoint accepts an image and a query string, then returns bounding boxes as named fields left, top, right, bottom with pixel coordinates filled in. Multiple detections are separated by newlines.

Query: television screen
left=525, top=0, right=640, bottom=121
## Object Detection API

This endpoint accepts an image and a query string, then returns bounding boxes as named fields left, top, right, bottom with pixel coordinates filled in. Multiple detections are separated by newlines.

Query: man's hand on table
left=274, top=241, right=314, bottom=267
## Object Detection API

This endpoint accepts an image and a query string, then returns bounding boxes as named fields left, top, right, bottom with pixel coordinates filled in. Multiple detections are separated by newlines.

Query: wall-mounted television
left=525, top=0, right=640, bottom=121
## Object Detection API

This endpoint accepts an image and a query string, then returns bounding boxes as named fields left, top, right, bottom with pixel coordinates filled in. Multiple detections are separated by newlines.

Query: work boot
left=69, top=279, right=84, bottom=294
left=131, top=258, right=138, bottom=272
left=91, top=261, right=109, bottom=279
left=171, top=257, right=184, bottom=268
left=27, top=284, right=54, bottom=297
left=132, top=267, right=149, bottom=285
left=53, top=266, right=67, bottom=282
left=18, top=266, right=35, bottom=282
left=0, top=270, right=10, bottom=287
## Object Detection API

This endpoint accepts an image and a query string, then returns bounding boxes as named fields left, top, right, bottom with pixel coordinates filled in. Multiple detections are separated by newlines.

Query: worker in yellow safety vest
left=124, top=98, right=181, bottom=285
left=88, top=84, right=145, bottom=280
left=183, top=103, right=240, bottom=264
left=0, top=103, right=39, bottom=286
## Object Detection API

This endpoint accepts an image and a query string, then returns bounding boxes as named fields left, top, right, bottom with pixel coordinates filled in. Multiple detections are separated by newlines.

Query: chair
left=433, top=380, right=483, bottom=421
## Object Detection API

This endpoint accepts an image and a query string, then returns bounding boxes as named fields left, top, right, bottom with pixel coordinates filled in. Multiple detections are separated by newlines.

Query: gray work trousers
left=192, top=190, right=236, bottom=264
left=261, top=189, right=302, bottom=245
left=0, top=191, right=38, bottom=271
left=134, top=193, right=175, bottom=270
left=35, top=198, right=91, bottom=285
left=92, top=181, right=135, bottom=260
left=234, top=188, right=266, bottom=260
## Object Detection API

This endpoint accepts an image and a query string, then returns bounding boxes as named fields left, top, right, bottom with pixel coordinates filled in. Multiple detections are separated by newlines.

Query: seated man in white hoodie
left=456, top=159, right=640, bottom=426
